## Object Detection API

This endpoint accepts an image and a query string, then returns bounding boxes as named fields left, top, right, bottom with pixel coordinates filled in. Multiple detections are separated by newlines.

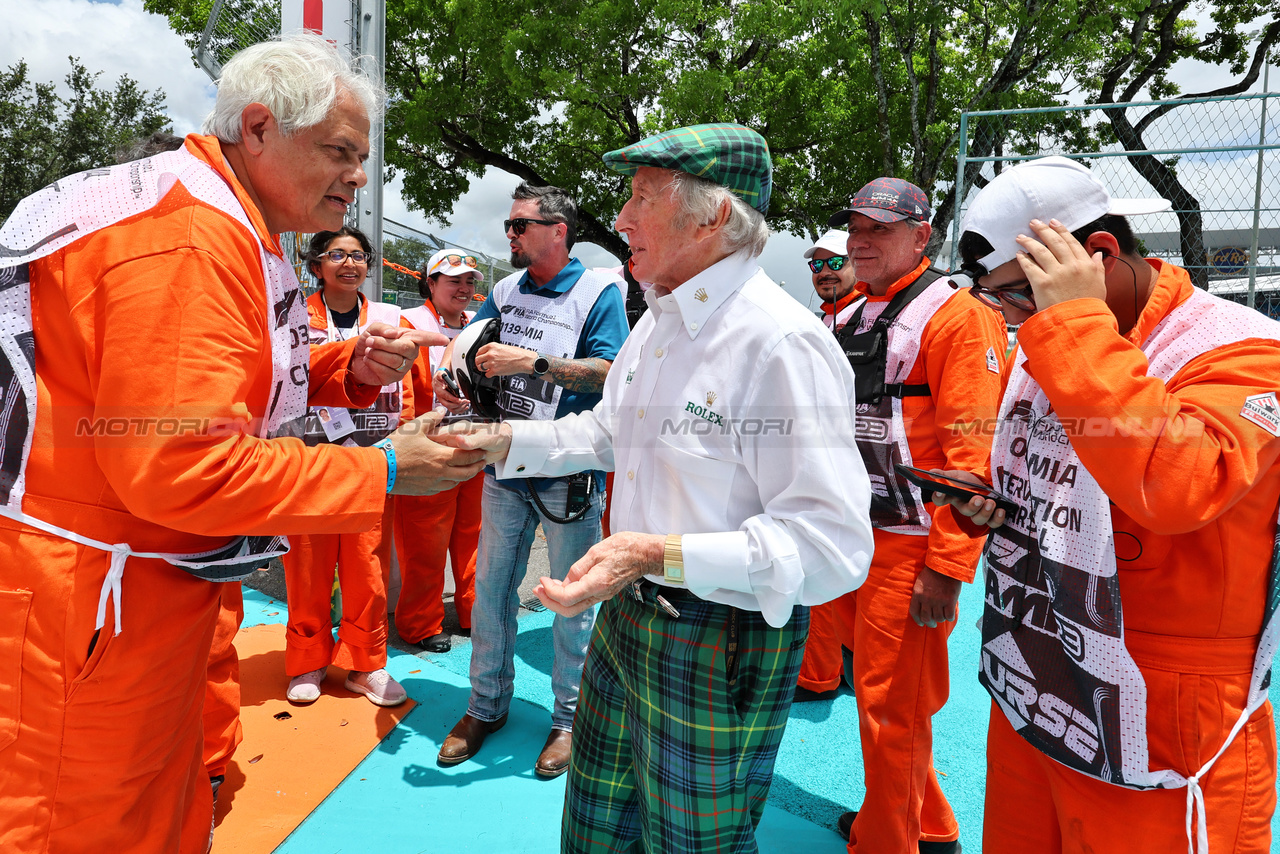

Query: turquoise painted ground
left=238, top=580, right=1280, bottom=853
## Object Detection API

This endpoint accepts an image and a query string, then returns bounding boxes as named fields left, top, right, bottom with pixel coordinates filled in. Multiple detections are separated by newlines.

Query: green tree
left=825, top=0, right=1120, bottom=256
left=375, top=0, right=889, bottom=257
left=145, top=0, right=1107, bottom=253
left=143, top=0, right=1275, bottom=268
left=0, top=58, right=171, bottom=220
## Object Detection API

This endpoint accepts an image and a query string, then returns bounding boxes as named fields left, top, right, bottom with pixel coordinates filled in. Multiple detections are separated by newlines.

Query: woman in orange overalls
left=393, top=250, right=484, bottom=653
left=283, top=228, right=413, bottom=706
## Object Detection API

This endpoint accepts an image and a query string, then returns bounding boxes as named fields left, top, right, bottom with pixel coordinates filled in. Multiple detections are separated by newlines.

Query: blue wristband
left=375, top=438, right=396, bottom=493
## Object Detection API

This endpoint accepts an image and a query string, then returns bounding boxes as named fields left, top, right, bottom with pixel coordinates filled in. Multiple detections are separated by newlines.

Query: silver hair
left=203, top=33, right=384, bottom=141
left=667, top=171, right=770, bottom=258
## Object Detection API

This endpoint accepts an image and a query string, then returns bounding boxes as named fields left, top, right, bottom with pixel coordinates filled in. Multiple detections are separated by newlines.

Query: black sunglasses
left=504, top=218, right=560, bottom=235
left=807, top=255, right=848, bottom=273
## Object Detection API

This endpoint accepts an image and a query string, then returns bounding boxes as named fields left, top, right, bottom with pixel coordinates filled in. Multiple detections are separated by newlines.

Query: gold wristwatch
left=663, top=534, right=684, bottom=584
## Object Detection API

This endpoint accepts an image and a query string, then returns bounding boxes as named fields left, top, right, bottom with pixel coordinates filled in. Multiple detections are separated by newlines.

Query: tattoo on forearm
left=548, top=357, right=611, bottom=392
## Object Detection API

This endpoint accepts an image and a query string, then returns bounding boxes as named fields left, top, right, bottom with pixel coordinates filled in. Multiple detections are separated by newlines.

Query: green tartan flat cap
left=603, top=123, right=772, bottom=214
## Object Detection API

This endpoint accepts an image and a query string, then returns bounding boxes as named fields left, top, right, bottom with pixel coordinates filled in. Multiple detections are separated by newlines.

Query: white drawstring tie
left=94, top=545, right=130, bottom=635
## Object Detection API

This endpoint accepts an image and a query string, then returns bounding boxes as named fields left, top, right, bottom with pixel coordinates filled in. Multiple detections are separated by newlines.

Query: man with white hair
left=443, top=123, right=875, bottom=852
left=0, top=34, right=485, bottom=853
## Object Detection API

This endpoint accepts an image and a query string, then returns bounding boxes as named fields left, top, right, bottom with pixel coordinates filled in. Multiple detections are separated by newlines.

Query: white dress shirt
left=497, top=250, right=874, bottom=627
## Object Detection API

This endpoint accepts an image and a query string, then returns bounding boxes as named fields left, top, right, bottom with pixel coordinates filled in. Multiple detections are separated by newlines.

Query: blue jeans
left=467, top=473, right=602, bottom=731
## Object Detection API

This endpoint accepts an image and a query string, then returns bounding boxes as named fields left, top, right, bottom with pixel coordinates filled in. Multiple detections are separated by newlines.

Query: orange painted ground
left=212, top=624, right=415, bottom=853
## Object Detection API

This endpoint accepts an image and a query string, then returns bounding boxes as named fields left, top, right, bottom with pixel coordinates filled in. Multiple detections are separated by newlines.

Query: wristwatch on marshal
left=532, top=354, right=552, bottom=376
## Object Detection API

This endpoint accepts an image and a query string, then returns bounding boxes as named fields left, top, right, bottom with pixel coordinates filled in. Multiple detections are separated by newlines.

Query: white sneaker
left=345, top=668, right=408, bottom=707
left=286, top=667, right=326, bottom=704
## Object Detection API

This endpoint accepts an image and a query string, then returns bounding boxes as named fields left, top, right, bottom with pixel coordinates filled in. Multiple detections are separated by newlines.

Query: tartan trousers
left=563, top=584, right=809, bottom=854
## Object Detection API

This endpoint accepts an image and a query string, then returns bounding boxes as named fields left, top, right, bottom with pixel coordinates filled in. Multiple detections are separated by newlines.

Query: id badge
left=317, top=406, right=357, bottom=442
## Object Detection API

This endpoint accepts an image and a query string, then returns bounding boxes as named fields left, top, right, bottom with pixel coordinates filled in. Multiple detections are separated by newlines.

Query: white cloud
left=3, top=0, right=217, bottom=134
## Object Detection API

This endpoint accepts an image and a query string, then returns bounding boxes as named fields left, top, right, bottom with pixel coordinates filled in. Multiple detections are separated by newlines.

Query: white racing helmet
left=450, top=317, right=504, bottom=420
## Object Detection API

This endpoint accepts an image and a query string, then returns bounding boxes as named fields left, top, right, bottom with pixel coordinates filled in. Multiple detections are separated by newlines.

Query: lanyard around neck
left=322, top=291, right=363, bottom=341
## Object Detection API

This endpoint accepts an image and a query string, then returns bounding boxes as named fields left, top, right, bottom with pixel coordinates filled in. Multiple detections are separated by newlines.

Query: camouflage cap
left=603, top=123, right=772, bottom=214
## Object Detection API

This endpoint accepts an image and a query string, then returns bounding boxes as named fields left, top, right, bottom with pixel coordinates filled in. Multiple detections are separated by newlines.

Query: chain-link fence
left=192, top=0, right=287, bottom=80
left=950, top=92, right=1280, bottom=319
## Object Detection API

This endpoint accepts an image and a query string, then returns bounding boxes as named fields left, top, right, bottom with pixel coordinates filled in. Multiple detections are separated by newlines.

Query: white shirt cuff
left=682, top=531, right=754, bottom=596
left=495, top=420, right=555, bottom=479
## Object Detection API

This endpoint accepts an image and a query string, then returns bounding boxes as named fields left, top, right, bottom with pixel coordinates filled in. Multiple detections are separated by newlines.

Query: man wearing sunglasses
left=804, top=228, right=860, bottom=329
left=813, top=177, right=1009, bottom=854
left=940, top=156, right=1280, bottom=854
left=432, top=182, right=628, bottom=779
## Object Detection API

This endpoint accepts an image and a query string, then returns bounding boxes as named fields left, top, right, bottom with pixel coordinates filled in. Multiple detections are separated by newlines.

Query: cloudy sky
left=6, top=0, right=1271, bottom=308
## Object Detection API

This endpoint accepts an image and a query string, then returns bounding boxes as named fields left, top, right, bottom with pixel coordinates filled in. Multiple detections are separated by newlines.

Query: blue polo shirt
left=473, top=258, right=629, bottom=493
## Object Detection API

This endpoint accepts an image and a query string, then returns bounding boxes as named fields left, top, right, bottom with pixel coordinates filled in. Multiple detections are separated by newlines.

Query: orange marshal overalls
left=982, top=262, right=1280, bottom=854
left=280, top=293, right=414, bottom=677
left=801, top=258, right=1009, bottom=852
left=391, top=307, right=479, bottom=644
left=0, top=134, right=387, bottom=854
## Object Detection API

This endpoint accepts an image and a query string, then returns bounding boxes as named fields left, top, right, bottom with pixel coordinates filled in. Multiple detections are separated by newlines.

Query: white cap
left=959, top=156, right=1171, bottom=270
left=426, top=248, right=485, bottom=281
left=803, top=228, right=849, bottom=260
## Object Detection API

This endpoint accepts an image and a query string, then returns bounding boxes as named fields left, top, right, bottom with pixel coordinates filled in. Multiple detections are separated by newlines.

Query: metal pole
left=1247, top=65, right=1269, bottom=310
left=193, top=0, right=228, bottom=80
left=951, top=110, right=969, bottom=271
left=355, top=0, right=385, bottom=303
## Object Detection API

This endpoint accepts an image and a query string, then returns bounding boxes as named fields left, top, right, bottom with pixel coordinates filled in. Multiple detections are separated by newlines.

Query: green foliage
left=139, top=0, right=1276, bottom=263
left=377, top=0, right=892, bottom=254
left=0, top=58, right=171, bottom=220
left=382, top=234, right=435, bottom=275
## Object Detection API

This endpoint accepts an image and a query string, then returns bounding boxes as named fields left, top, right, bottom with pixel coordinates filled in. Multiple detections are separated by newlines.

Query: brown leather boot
left=437, top=713, right=508, bottom=766
left=534, top=728, right=573, bottom=778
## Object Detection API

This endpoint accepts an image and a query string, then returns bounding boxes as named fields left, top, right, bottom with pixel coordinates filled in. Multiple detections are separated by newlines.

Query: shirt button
left=516, top=465, right=526, bottom=472
left=637, top=409, right=645, bottom=419
left=655, top=348, right=664, bottom=358
left=627, top=470, right=635, bottom=480
left=690, top=322, right=699, bottom=331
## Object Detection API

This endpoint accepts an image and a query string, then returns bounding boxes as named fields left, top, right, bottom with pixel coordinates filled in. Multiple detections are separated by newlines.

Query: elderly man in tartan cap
left=442, top=123, right=875, bottom=852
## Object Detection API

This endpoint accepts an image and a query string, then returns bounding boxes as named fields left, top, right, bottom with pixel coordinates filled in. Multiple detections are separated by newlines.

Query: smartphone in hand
left=893, top=464, right=1019, bottom=516
left=440, top=368, right=463, bottom=399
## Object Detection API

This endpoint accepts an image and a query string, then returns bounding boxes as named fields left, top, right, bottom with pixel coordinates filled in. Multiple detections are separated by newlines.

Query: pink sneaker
left=345, top=669, right=408, bottom=706
left=287, top=667, right=326, bottom=704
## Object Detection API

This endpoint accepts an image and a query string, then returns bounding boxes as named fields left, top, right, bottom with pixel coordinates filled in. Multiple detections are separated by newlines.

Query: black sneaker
left=210, top=775, right=225, bottom=804
left=835, top=812, right=959, bottom=853
left=793, top=685, right=839, bottom=703
left=417, top=632, right=451, bottom=653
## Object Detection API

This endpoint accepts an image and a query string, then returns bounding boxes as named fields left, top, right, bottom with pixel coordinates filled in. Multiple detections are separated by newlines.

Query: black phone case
left=893, top=464, right=1019, bottom=516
